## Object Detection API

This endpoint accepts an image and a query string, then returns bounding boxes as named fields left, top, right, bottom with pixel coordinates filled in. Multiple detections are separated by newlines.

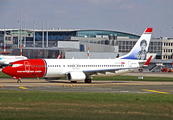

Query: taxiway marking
left=141, top=89, right=169, bottom=94
left=19, top=87, right=28, bottom=90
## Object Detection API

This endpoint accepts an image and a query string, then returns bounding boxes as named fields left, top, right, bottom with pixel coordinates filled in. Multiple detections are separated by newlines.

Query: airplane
left=57, top=54, right=61, bottom=59
left=0, top=55, right=27, bottom=68
left=2, top=28, right=153, bottom=83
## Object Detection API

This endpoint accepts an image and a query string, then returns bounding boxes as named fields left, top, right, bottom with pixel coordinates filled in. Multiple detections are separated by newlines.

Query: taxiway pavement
left=0, top=76, right=173, bottom=94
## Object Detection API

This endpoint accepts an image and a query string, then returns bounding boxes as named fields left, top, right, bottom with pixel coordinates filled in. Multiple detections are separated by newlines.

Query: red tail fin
left=144, top=56, right=152, bottom=66
left=57, top=54, right=61, bottom=59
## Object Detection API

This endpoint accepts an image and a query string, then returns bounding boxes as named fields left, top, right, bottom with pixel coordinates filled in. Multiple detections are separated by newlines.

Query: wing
left=83, top=67, right=138, bottom=76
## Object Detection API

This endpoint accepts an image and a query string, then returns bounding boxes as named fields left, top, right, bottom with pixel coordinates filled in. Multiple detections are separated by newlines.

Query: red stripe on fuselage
left=2, top=59, right=46, bottom=78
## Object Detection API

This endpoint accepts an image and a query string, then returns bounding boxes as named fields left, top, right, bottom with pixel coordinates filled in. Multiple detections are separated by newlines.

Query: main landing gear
left=70, top=79, right=92, bottom=83
left=71, top=81, right=77, bottom=83
left=85, top=78, right=92, bottom=83
left=17, top=79, right=21, bottom=83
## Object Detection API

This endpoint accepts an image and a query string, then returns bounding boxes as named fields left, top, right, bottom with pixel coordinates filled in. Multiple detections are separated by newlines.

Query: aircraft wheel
left=85, top=79, right=92, bottom=83
left=71, top=81, right=77, bottom=83
left=17, top=79, right=21, bottom=83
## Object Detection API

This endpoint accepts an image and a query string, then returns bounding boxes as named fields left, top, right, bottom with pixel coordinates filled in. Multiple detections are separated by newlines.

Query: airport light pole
left=24, top=14, right=26, bottom=47
left=46, top=20, right=48, bottom=47
left=33, top=21, right=35, bottom=47
left=87, top=36, right=90, bottom=59
left=42, top=20, right=44, bottom=48
left=135, top=30, right=138, bottom=34
left=20, top=13, right=22, bottom=48
left=18, top=20, right=19, bottom=48
left=160, top=30, right=162, bottom=38
left=4, top=14, right=6, bottom=52
left=20, top=13, right=23, bottom=56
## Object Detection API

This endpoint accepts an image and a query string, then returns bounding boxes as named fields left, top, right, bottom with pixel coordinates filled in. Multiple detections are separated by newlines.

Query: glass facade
left=149, top=41, right=162, bottom=53
left=118, top=40, right=137, bottom=52
left=34, top=30, right=139, bottom=41
left=77, top=30, right=140, bottom=39
left=35, top=31, right=77, bottom=41
left=118, top=40, right=162, bottom=53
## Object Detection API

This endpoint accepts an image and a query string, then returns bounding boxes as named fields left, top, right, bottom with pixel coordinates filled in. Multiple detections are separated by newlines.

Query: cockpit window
left=8, top=64, right=12, bottom=66
left=12, top=64, right=23, bottom=67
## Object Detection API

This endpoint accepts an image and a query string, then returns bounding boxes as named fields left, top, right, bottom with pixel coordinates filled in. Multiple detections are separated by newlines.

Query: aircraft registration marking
left=19, top=87, right=28, bottom=90
left=141, top=89, right=170, bottom=94
left=17, top=71, right=42, bottom=73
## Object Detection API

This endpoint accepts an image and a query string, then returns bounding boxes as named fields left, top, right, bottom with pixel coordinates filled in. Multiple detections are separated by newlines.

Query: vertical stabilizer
left=119, top=28, right=153, bottom=60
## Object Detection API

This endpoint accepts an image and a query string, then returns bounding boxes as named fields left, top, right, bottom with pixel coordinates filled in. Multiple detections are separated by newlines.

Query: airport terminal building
left=0, top=28, right=168, bottom=59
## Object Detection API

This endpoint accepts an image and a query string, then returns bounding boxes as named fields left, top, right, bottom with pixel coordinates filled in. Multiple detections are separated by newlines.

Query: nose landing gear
left=17, top=79, right=21, bottom=83
left=12, top=76, right=21, bottom=83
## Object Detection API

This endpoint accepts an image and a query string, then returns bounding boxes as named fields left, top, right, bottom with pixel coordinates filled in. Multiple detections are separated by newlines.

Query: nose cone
left=2, top=66, right=10, bottom=75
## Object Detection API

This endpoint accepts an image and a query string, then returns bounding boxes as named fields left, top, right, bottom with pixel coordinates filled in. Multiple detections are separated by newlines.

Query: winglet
left=145, top=28, right=153, bottom=33
left=143, top=55, right=152, bottom=67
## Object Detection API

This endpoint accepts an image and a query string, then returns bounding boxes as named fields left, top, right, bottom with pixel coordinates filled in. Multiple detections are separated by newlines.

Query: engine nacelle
left=67, top=71, right=86, bottom=81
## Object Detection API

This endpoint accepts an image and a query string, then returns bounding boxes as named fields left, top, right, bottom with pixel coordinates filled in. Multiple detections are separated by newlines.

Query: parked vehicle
left=161, top=67, right=168, bottom=72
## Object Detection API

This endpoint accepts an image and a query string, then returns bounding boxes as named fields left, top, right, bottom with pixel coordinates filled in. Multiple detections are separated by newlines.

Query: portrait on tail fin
left=137, top=39, right=147, bottom=60
left=118, top=28, right=152, bottom=60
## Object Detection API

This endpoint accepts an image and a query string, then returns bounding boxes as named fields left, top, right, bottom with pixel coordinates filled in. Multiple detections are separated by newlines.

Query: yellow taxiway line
left=19, top=87, right=28, bottom=90
left=141, top=89, right=170, bottom=94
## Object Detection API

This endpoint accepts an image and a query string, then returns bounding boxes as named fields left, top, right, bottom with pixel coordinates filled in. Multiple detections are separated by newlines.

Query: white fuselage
left=44, top=59, right=140, bottom=78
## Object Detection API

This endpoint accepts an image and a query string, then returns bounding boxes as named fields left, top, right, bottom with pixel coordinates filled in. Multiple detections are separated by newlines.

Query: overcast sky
left=0, top=0, right=173, bottom=38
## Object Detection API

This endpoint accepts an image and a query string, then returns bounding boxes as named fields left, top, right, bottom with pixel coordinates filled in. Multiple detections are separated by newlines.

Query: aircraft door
left=24, top=61, right=30, bottom=71
left=128, top=61, right=132, bottom=68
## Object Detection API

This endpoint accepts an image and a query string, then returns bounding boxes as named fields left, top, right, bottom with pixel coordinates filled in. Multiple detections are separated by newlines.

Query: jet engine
left=67, top=71, right=86, bottom=81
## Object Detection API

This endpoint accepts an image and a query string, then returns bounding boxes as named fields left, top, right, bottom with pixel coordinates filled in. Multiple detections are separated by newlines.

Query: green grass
left=0, top=91, right=173, bottom=120
left=0, top=71, right=10, bottom=78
